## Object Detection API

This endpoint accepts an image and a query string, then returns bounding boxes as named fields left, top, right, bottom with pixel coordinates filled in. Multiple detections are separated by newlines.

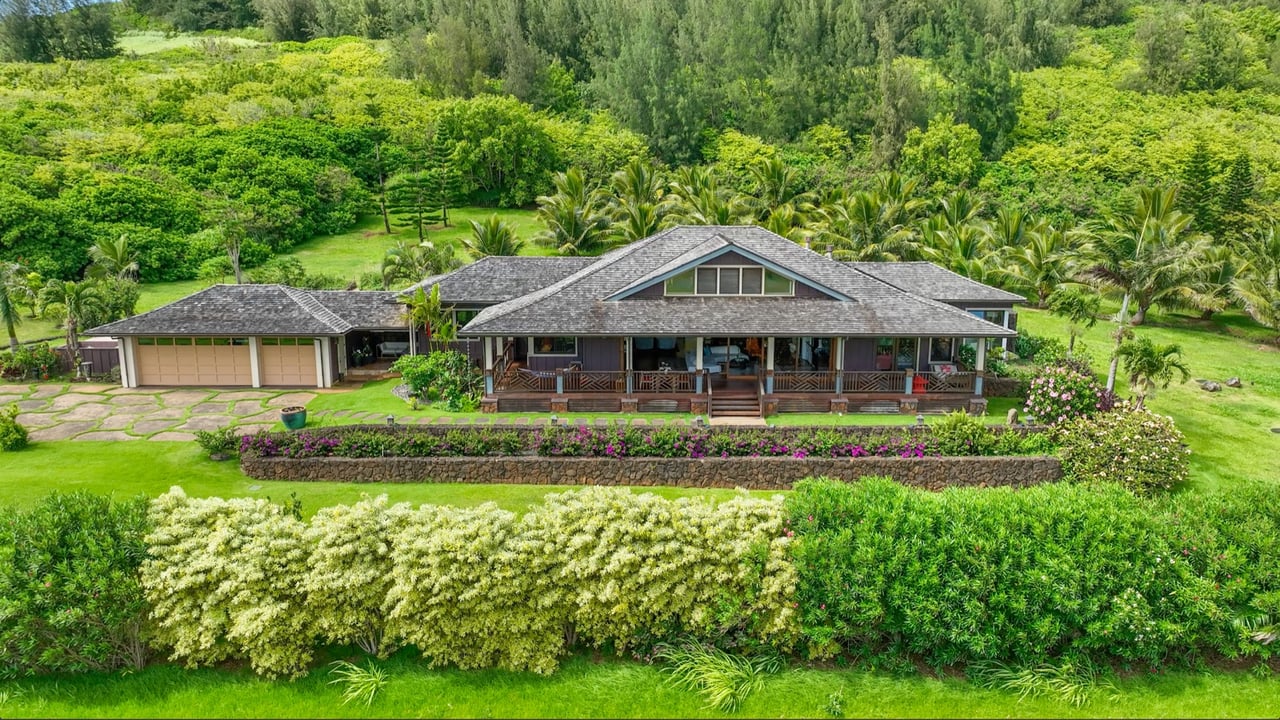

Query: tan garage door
left=135, top=337, right=252, bottom=386
left=260, top=337, right=318, bottom=387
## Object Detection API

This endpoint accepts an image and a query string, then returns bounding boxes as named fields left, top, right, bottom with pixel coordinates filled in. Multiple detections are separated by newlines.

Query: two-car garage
left=130, top=336, right=320, bottom=387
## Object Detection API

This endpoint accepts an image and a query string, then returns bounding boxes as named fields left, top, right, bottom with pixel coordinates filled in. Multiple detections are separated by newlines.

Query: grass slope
left=1017, top=305, right=1280, bottom=492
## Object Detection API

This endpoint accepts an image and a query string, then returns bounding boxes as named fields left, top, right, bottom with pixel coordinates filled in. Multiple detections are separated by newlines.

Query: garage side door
left=260, top=337, right=318, bottom=387
left=134, top=337, right=251, bottom=386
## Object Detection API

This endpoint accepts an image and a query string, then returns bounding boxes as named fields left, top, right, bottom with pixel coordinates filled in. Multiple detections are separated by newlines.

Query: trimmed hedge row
left=7, top=472, right=1269, bottom=681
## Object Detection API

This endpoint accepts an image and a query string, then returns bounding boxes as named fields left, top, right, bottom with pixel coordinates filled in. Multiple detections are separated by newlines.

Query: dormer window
left=665, top=266, right=793, bottom=296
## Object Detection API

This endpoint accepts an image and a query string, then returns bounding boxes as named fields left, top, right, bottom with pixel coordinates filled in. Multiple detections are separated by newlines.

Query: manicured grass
left=1, top=652, right=1277, bottom=718
left=1016, top=306, right=1280, bottom=492
left=773, top=397, right=1021, bottom=427
left=0, top=440, right=758, bottom=513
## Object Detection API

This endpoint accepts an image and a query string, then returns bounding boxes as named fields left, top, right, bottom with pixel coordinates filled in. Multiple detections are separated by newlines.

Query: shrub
left=1014, top=333, right=1067, bottom=363
left=143, top=487, right=796, bottom=677
left=193, top=427, right=238, bottom=456
left=0, top=492, right=150, bottom=677
left=930, top=411, right=996, bottom=456
left=141, top=488, right=313, bottom=678
left=1024, top=364, right=1106, bottom=425
left=391, top=351, right=482, bottom=412
left=785, top=478, right=1205, bottom=667
left=0, top=344, right=59, bottom=380
left=0, top=405, right=28, bottom=451
left=1056, top=406, right=1189, bottom=493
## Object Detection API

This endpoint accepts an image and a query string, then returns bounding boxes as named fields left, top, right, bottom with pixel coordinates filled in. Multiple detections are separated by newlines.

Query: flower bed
left=238, top=423, right=1052, bottom=461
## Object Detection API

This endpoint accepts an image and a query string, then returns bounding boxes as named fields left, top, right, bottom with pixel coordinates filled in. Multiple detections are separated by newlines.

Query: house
left=87, top=285, right=407, bottom=388
left=88, top=225, right=1020, bottom=417
left=408, top=226, right=1020, bottom=417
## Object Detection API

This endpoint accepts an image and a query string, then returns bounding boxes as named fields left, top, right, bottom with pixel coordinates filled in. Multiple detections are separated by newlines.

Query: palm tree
left=536, top=169, right=615, bottom=256
left=610, top=158, right=668, bottom=208
left=1115, top=335, right=1191, bottom=409
left=921, top=216, right=998, bottom=284
left=1047, top=285, right=1101, bottom=355
left=463, top=215, right=524, bottom=259
left=381, top=240, right=462, bottom=289
left=0, top=262, right=24, bottom=352
left=815, top=189, right=923, bottom=261
left=87, top=234, right=140, bottom=281
left=1232, top=226, right=1280, bottom=338
left=1178, top=243, right=1246, bottom=320
left=1001, top=224, right=1091, bottom=307
left=399, top=284, right=456, bottom=352
left=672, top=187, right=756, bottom=226
left=1092, top=186, right=1207, bottom=325
left=613, top=200, right=670, bottom=243
left=39, top=279, right=106, bottom=360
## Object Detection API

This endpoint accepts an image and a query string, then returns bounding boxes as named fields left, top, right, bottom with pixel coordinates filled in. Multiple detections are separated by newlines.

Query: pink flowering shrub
left=1023, top=364, right=1106, bottom=425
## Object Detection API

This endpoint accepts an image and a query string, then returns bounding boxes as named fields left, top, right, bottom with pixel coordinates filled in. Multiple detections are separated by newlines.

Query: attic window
left=664, top=266, right=794, bottom=296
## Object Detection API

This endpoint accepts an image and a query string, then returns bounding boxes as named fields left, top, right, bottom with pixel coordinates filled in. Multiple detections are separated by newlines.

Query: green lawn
left=1016, top=305, right=1280, bottom=493
left=1, top=652, right=1277, bottom=718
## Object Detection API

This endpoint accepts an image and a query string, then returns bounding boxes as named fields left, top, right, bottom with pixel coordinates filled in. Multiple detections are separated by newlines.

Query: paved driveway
left=0, top=383, right=318, bottom=442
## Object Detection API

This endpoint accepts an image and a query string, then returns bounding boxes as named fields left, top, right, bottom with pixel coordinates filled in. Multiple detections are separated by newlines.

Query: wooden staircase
left=710, top=389, right=761, bottom=418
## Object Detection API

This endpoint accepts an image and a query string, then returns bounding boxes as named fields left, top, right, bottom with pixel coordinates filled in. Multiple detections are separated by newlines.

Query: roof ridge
left=843, top=265, right=1013, bottom=327
left=283, top=285, right=352, bottom=333
left=468, top=226, right=683, bottom=328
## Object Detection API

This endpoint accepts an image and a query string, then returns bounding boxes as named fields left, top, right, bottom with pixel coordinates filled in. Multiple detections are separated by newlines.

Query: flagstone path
left=0, top=382, right=694, bottom=442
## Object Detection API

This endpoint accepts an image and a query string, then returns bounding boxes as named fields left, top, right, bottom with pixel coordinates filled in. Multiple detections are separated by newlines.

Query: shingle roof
left=463, top=226, right=1016, bottom=337
left=87, top=285, right=404, bottom=336
left=847, top=262, right=1026, bottom=304
left=405, top=256, right=597, bottom=305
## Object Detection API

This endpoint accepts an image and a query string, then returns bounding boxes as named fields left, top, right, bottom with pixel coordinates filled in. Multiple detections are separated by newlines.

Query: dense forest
left=0, top=0, right=1278, bottom=338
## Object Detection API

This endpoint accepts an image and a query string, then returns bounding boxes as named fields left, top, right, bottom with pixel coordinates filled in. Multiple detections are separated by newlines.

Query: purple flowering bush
left=1024, top=364, right=1107, bottom=425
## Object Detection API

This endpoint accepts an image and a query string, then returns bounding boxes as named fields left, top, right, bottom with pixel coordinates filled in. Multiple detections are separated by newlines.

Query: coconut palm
left=815, top=189, right=923, bottom=261
left=39, top=279, right=106, bottom=360
left=672, top=186, right=756, bottom=226
left=921, top=216, right=998, bottom=284
left=0, top=262, right=24, bottom=352
left=87, top=234, right=140, bottom=281
left=381, top=240, right=462, bottom=289
left=613, top=200, right=670, bottom=243
left=1177, top=243, right=1246, bottom=320
left=399, top=284, right=456, bottom=352
left=1115, top=335, right=1191, bottom=409
left=1091, top=186, right=1207, bottom=325
left=610, top=158, right=668, bottom=208
left=1047, top=285, right=1101, bottom=355
left=536, top=168, right=615, bottom=256
left=1001, top=223, right=1092, bottom=307
left=1232, top=226, right=1280, bottom=337
left=463, top=215, right=524, bottom=259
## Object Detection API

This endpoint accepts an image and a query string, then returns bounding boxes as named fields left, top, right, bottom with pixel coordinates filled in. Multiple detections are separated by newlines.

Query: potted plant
left=194, top=427, right=239, bottom=461
left=280, top=405, right=307, bottom=430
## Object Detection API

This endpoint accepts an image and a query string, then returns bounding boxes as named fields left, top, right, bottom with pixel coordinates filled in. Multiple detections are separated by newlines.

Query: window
left=454, top=309, right=480, bottom=326
left=930, top=337, right=955, bottom=363
left=174, top=337, right=192, bottom=346
left=211, top=338, right=230, bottom=346
left=137, top=337, right=155, bottom=346
left=665, top=270, right=695, bottom=295
left=695, top=267, right=718, bottom=295
left=666, top=265, right=794, bottom=296
left=531, top=336, right=577, bottom=355
left=876, top=338, right=918, bottom=370
left=194, top=337, right=212, bottom=346
left=297, top=337, right=315, bottom=346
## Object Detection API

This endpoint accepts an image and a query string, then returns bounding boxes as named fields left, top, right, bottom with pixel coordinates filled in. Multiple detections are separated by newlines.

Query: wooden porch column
left=975, top=340, right=986, bottom=396
left=694, top=336, right=704, bottom=394
left=765, top=336, right=775, bottom=394
left=833, top=337, right=844, bottom=395
left=624, top=337, right=634, bottom=395
left=483, top=336, right=494, bottom=395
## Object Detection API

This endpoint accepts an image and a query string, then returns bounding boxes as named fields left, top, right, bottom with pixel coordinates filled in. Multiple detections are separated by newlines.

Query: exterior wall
left=242, top=455, right=1062, bottom=491
left=580, top=337, right=622, bottom=371
left=700, top=250, right=760, bottom=266
left=527, top=349, right=581, bottom=371
left=793, top=283, right=831, bottom=298
left=843, top=337, right=876, bottom=371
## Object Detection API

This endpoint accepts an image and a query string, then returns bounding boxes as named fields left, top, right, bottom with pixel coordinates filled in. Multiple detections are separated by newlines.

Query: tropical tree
left=0, top=262, right=23, bottom=352
left=1002, top=224, right=1091, bottom=307
left=86, top=234, right=140, bottom=281
left=1232, top=226, right=1280, bottom=337
left=39, top=279, right=106, bottom=360
left=1115, top=335, right=1191, bottom=409
left=609, top=159, right=674, bottom=242
left=399, top=284, right=456, bottom=352
left=921, top=216, right=998, bottom=283
left=1047, top=285, right=1101, bottom=355
left=815, top=189, right=924, bottom=261
left=463, top=216, right=524, bottom=259
left=1091, top=186, right=1206, bottom=325
left=536, top=169, right=614, bottom=256
left=385, top=171, right=441, bottom=242
left=380, top=240, right=462, bottom=289
left=1178, top=244, right=1246, bottom=320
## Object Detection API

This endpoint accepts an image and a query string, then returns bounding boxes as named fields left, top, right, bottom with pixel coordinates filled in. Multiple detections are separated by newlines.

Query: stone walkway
left=1, top=382, right=698, bottom=442
left=0, top=383, right=317, bottom=442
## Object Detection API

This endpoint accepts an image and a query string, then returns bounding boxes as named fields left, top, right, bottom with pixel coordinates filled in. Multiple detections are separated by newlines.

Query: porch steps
left=710, top=391, right=761, bottom=418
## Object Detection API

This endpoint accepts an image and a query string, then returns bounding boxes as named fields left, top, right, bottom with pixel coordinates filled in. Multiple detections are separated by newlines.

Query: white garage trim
left=319, top=337, right=333, bottom=388
left=249, top=337, right=262, bottom=388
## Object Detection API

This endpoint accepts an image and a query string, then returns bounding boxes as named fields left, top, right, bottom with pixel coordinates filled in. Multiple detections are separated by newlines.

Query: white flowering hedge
left=141, top=487, right=798, bottom=678
left=1055, top=406, right=1190, bottom=493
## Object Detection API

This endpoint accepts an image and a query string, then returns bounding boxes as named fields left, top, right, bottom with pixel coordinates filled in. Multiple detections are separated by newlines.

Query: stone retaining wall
left=241, top=455, right=1061, bottom=491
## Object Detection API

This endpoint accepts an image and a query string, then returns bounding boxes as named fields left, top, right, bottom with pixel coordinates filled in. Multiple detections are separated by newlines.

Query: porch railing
left=772, top=371, right=836, bottom=392
left=925, top=371, right=977, bottom=394
left=563, top=370, right=628, bottom=393
left=495, top=368, right=698, bottom=394
left=631, top=370, right=696, bottom=393
left=843, top=371, right=907, bottom=393
left=496, top=368, right=556, bottom=392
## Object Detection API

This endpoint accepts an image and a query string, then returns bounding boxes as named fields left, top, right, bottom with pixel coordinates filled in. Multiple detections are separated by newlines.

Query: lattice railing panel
left=843, top=371, right=907, bottom=393
left=925, top=372, right=976, bottom=394
left=773, top=371, right=836, bottom=392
